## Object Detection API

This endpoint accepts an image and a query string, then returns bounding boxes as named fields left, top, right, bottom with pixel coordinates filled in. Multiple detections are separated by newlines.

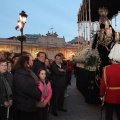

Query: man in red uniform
left=100, top=43, right=120, bottom=120
left=66, top=60, right=74, bottom=85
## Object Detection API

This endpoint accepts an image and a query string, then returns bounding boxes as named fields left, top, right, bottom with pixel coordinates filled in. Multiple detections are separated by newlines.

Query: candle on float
left=115, top=32, right=119, bottom=40
left=97, top=23, right=100, bottom=31
left=90, top=22, right=94, bottom=31
left=109, top=27, right=112, bottom=35
left=106, top=29, right=111, bottom=37
left=106, top=27, right=112, bottom=37
left=105, top=21, right=109, bottom=28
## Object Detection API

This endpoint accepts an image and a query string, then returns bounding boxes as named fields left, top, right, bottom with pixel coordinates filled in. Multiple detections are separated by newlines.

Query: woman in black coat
left=45, top=58, right=52, bottom=81
left=12, top=55, right=42, bottom=120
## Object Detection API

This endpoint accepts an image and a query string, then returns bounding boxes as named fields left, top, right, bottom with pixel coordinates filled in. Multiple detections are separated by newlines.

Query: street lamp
left=15, top=11, right=28, bottom=55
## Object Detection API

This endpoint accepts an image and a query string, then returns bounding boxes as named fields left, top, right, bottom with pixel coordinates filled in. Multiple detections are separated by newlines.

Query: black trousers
left=65, top=71, right=72, bottom=87
left=13, top=109, right=36, bottom=120
left=36, top=105, right=49, bottom=120
left=105, top=102, right=120, bottom=120
left=0, top=106, right=12, bottom=120
left=51, top=87, right=65, bottom=112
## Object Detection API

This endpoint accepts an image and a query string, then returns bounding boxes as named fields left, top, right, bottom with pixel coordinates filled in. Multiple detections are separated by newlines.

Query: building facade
left=0, top=31, right=78, bottom=59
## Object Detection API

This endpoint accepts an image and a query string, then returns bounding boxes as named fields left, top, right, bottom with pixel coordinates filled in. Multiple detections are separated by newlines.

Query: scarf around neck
left=0, top=73, right=12, bottom=100
left=41, top=79, right=48, bottom=97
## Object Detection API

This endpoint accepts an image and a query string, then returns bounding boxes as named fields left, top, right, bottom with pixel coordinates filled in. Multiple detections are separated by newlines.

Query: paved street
left=49, top=75, right=106, bottom=120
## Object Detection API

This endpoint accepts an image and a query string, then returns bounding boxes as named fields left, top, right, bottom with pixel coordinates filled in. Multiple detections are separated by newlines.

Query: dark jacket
left=0, top=72, right=13, bottom=105
left=50, top=61, right=66, bottom=88
left=46, top=66, right=52, bottom=81
left=4, top=72, right=13, bottom=88
left=32, top=59, right=46, bottom=75
left=13, top=68, right=42, bottom=112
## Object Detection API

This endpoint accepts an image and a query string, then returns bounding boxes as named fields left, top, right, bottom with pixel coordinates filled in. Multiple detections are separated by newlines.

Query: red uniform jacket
left=67, top=61, right=74, bottom=72
left=100, top=64, right=120, bottom=104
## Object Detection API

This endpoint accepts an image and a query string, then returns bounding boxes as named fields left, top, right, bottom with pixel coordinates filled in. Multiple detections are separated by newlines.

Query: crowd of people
left=1, top=43, right=120, bottom=120
left=0, top=51, right=74, bottom=120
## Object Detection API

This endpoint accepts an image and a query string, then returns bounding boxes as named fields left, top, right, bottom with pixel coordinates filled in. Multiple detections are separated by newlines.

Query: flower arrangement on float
left=73, top=48, right=89, bottom=63
left=73, top=48, right=101, bottom=70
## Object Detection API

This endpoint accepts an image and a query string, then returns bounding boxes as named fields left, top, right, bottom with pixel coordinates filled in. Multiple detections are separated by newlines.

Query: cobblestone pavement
left=49, top=75, right=107, bottom=120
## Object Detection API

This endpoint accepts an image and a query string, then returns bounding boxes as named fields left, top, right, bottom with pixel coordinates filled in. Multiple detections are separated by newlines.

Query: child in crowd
left=36, top=69, right=52, bottom=120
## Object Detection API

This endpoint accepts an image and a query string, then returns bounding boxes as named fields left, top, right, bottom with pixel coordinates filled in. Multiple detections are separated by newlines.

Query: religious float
left=75, top=0, right=120, bottom=103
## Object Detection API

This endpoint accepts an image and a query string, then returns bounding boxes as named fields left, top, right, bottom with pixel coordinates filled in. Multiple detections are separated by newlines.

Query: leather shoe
left=52, top=112, right=58, bottom=117
left=58, top=108, right=67, bottom=112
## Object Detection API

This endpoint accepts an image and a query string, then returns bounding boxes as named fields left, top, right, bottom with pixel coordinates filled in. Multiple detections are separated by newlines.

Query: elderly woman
left=12, top=55, right=42, bottom=120
left=0, top=59, right=13, bottom=120
left=100, top=43, right=120, bottom=120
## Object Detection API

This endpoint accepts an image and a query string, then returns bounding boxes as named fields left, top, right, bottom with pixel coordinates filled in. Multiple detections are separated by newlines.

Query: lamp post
left=15, top=11, right=28, bottom=55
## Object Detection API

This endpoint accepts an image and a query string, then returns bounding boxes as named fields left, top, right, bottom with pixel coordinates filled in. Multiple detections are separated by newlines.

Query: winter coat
left=0, top=72, right=13, bottom=105
left=38, top=80, right=52, bottom=106
left=32, top=59, right=46, bottom=75
left=50, top=61, right=66, bottom=88
left=13, top=68, right=42, bottom=112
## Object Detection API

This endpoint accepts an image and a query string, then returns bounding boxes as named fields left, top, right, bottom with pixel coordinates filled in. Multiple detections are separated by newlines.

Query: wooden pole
left=88, top=0, right=92, bottom=47
left=78, top=8, right=81, bottom=52
left=85, top=0, right=88, bottom=46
